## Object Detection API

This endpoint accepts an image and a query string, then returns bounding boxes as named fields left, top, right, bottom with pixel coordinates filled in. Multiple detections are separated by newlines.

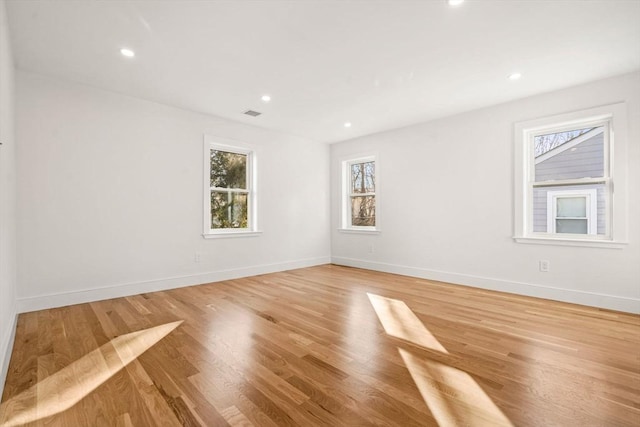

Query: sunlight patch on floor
left=0, top=320, right=183, bottom=427
left=367, top=292, right=448, bottom=353
left=367, top=292, right=513, bottom=427
left=399, top=349, right=513, bottom=426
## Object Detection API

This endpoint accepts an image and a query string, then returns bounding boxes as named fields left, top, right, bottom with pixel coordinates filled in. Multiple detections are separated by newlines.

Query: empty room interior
left=0, top=0, right=639, bottom=426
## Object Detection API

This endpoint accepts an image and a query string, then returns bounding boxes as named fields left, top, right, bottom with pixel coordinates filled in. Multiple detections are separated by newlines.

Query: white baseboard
left=17, top=256, right=331, bottom=313
left=15, top=254, right=639, bottom=314
left=331, top=257, right=640, bottom=314
left=0, top=308, right=18, bottom=400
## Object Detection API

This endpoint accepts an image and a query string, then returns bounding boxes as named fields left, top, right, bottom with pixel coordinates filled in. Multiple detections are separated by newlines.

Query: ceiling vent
left=243, top=110, right=262, bottom=117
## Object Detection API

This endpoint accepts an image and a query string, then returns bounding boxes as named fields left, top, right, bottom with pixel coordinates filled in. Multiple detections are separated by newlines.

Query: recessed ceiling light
left=120, top=48, right=135, bottom=58
left=261, top=95, right=271, bottom=103
left=448, top=0, right=464, bottom=6
left=344, top=122, right=352, bottom=128
left=509, top=72, right=522, bottom=81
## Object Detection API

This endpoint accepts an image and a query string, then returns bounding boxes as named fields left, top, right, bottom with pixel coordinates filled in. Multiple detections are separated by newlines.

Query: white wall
left=331, top=72, right=640, bottom=313
left=0, top=0, right=17, bottom=397
left=16, top=71, right=330, bottom=311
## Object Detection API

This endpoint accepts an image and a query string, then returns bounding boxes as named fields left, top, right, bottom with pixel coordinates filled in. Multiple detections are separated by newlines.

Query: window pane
left=351, top=195, right=375, bottom=226
left=533, top=184, right=606, bottom=235
left=556, top=219, right=588, bottom=234
left=211, top=150, right=247, bottom=189
left=556, top=197, right=586, bottom=218
left=534, top=127, right=594, bottom=157
left=351, top=162, right=375, bottom=193
left=534, top=126, right=604, bottom=181
left=211, top=191, right=248, bottom=229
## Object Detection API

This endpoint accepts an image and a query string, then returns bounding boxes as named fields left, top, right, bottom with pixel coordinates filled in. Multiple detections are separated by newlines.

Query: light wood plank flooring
left=1, top=265, right=639, bottom=426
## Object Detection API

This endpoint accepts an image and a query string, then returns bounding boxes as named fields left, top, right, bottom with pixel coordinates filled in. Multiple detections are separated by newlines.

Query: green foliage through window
left=210, top=149, right=249, bottom=229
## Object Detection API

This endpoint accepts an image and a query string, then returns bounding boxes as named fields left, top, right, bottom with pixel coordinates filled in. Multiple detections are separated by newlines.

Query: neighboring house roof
left=535, top=127, right=604, bottom=164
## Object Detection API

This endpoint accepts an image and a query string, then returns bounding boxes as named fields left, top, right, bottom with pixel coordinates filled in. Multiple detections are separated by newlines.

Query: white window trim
left=203, top=136, right=261, bottom=239
left=546, top=189, right=597, bottom=235
left=514, top=103, right=629, bottom=248
left=339, top=155, right=379, bottom=233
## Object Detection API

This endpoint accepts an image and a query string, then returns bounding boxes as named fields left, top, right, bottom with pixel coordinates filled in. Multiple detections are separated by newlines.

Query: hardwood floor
left=1, top=264, right=639, bottom=426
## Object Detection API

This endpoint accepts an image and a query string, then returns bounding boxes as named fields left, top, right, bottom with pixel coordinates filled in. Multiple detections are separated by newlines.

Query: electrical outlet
left=194, top=252, right=202, bottom=263
left=368, top=244, right=375, bottom=254
left=539, top=260, right=550, bottom=272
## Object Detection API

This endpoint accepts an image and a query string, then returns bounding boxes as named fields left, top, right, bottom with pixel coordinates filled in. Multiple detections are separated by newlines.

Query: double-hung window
left=341, top=156, right=378, bottom=231
left=203, top=137, right=258, bottom=237
left=514, top=103, right=628, bottom=247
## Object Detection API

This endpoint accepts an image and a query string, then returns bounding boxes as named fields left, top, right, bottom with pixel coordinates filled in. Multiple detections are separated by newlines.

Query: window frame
left=546, top=188, right=597, bottom=235
left=340, top=155, right=379, bottom=233
left=514, top=103, right=628, bottom=248
left=203, top=136, right=260, bottom=239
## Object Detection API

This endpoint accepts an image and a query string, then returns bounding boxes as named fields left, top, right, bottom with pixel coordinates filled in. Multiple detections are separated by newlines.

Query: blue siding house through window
left=532, top=132, right=605, bottom=234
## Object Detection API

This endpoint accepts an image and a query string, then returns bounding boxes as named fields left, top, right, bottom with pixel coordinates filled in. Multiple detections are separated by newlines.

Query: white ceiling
left=5, top=0, right=640, bottom=143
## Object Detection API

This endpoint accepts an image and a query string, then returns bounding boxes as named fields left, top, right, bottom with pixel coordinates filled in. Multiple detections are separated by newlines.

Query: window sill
left=338, top=228, right=380, bottom=235
left=513, top=236, right=627, bottom=249
left=203, top=230, right=262, bottom=239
